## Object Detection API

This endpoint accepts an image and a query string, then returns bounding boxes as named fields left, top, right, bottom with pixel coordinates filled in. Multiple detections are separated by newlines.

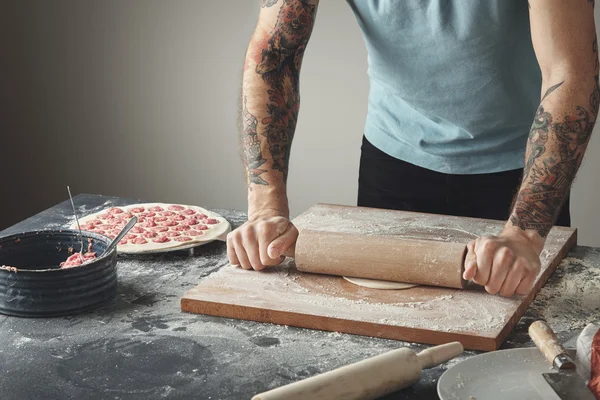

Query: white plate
left=437, top=347, right=577, bottom=400
left=71, top=203, right=231, bottom=255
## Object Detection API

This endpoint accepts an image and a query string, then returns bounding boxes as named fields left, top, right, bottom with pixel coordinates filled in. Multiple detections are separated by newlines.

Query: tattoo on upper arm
left=262, top=0, right=279, bottom=7
left=511, top=39, right=600, bottom=236
left=248, top=0, right=315, bottom=182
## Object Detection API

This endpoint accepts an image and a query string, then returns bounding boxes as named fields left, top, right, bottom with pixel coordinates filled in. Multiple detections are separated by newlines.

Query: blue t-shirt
left=346, top=0, right=541, bottom=174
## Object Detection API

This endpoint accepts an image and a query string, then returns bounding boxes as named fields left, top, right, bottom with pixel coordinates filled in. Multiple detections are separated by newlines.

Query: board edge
left=180, top=296, right=499, bottom=351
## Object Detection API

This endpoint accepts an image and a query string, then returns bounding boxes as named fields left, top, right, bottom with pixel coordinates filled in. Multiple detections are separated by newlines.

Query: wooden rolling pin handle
left=529, top=320, right=575, bottom=370
left=417, top=341, right=464, bottom=369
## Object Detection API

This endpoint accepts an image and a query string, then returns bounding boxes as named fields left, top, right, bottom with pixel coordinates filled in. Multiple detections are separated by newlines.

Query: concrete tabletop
left=0, top=194, right=598, bottom=400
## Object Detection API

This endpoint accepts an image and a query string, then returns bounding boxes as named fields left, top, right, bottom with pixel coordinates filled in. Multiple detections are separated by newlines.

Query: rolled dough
left=343, top=276, right=419, bottom=290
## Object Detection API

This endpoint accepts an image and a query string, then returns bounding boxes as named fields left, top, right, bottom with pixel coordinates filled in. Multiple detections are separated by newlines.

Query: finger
left=241, top=230, right=265, bottom=271
left=472, top=238, right=494, bottom=287
left=259, top=238, right=283, bottom=267
left=268, top=223, right=299, bottom=259
left=256, top=222, right=284, bottom=267
left=499, top=263, right=525, bottom=297
left=515, top=269, right=537, bottom=296
left=463, top=240, right=477, bottom=281
left=485, top=247, right=514, bottom=295
left=226, top=233, right=239, bottom=267
left=232, top=240, right=252, bottom=270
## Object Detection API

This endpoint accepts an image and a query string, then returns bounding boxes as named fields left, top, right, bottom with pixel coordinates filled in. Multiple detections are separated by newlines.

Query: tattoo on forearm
left=247, top=0, right=315, bottom=182
left=242, top=96, right=269, bottom=187
left=511, top=39, right=599, bottom=236
left=542, top=81, right=564, bottom=101
left=521, top=105, right=552, bottom=182
left=512, top=105, right=593, bottom=236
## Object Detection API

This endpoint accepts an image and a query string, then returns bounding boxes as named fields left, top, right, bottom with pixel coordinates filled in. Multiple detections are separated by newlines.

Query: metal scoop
left=104, top=216, right=138, bottom=255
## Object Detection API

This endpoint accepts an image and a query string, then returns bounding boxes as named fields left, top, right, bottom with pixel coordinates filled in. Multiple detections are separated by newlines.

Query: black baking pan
left=0, top=230, right=118, bottom=317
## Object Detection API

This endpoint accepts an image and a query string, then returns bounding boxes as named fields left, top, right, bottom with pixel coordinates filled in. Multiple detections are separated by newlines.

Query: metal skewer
left=67, top=185, right=85, bottom=261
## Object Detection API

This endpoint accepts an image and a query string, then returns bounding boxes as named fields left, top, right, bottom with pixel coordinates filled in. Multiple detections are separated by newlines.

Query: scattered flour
left=13, top=337, right=33, bottom=348
left=202, top=261, right=514, bottom=335
left=529, top=257, right=600, bottom=331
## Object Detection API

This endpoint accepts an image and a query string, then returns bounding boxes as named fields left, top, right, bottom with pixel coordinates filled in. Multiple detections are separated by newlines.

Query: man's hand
left=226, top=210, right=298, bottom=271
left=463, top=227, right=544, bottom=297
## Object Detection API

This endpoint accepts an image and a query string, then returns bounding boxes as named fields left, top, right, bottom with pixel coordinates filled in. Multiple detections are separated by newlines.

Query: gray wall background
left=3, top=1, right=599, bottom=246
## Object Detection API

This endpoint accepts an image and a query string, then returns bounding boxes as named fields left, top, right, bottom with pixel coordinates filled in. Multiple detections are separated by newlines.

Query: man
left=227, top=0, right=599, bottom=298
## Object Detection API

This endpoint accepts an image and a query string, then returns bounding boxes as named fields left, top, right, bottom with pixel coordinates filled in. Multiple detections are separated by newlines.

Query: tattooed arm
left=228, top=0, right=319, bottom=270
left=464, top=0, right=599, bottom=296
left=510, top=1, right=598, bottom=239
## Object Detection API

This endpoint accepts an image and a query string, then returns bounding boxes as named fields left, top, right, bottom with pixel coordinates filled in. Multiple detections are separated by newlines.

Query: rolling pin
left=251, top=341, right=464, bottom=400
left=283, top=228, right=468, bottom=289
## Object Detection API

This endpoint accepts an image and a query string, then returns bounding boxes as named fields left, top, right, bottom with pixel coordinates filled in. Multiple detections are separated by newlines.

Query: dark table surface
left=1, top=194, right=599, bottom=400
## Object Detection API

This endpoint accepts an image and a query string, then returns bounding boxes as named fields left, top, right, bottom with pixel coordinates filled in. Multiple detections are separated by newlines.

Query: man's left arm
left=463, top=0, right=599, bottom=297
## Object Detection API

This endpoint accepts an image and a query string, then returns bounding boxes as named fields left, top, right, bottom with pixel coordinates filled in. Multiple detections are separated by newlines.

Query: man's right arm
left=227, top=0, right=319, bottom=270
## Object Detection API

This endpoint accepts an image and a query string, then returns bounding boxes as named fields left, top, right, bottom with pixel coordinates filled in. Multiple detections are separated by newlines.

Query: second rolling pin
left=252, top=341, right=464, bottom=400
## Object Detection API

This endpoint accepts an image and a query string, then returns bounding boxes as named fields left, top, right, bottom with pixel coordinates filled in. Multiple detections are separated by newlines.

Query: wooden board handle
left=417, top=341, right=464, bottom=369
left=529, top=320, right=575, bottom=369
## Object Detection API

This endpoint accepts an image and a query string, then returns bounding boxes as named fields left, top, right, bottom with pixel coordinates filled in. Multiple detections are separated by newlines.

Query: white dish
left=437, top=347, right=578, bottom=400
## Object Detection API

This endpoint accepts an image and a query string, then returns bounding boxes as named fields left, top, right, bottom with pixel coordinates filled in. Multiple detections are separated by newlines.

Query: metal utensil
left=104, top=216, right=138, bottom=256
left=529, top=320, right=595, bottom=400
left=66, top=186, right=85, bottom=260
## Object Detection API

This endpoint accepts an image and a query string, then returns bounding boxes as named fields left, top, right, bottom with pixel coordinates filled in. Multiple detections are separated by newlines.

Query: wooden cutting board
left=180, top=204, right=577, bottom=351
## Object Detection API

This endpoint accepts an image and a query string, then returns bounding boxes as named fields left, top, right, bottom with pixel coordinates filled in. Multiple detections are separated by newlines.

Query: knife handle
left=529, top=320, right=575, bottom=370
